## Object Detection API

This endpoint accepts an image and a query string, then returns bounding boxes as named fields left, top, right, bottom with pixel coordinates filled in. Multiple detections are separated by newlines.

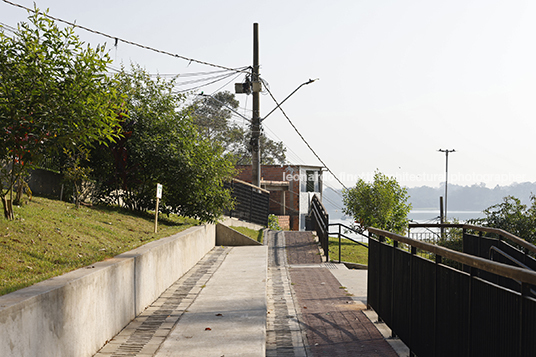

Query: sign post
left=154, top=183, right=162, bottom=233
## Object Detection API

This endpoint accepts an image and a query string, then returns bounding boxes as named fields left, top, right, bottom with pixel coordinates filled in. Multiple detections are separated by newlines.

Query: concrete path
left=94, top=245, right=267, bottom=357
left=94, top=230, right=407, bottom=357
left=281, top=231, right=401, bottom=357
left=155, top=245, right=267, bottom=356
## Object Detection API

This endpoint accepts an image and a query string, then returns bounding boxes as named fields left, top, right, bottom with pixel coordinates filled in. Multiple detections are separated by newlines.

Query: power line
left=173, top=72, right=242, bottom=94
left=1, top=0, right=249, bottom=73
left=261, top=81, right=347, bottom=190
left=0, top=21, right=17, bottom=34
left=262, top=122, right=307, bottom=165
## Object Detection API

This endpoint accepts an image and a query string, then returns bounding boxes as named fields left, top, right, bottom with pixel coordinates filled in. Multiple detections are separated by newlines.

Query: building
left=235, top=165, right=323, bottom=231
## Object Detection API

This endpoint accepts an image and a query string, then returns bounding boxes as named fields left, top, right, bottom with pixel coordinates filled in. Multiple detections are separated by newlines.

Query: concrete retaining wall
left=219, top=216, right=264, bottom=231
left=0, top=224, right=215, bottom=357
left=216, top=223, right=263, bottom=246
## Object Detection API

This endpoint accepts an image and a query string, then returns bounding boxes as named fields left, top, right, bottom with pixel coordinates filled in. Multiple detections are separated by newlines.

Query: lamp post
left=438, top=149, right=455, bottom=222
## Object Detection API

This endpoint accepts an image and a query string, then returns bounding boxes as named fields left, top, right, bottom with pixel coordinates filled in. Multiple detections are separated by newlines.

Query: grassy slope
left=230, top=226, right=264, bottom=243
left=0, top=196, right=197, bottom=296
left=328, top=236, right=368, bottom=265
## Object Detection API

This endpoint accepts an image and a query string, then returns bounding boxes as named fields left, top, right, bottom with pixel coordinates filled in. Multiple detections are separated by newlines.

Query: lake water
left=408, top=210, right=484, bottom=223
left=328, top=210, right=484, bottom=243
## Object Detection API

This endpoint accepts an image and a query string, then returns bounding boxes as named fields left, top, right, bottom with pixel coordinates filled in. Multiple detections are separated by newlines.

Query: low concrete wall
left=0, top=224, right=215, bottom=357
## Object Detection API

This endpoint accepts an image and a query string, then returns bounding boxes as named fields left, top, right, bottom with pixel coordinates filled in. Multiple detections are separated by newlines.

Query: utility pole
left=438, top=149, right=455, bottom=222
left=439, top=196, right=444, bottom=239
left=251, top=23, right=261, bottom=187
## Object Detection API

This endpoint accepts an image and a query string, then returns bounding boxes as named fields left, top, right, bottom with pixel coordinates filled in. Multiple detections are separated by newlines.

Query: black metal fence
left=310, top=194, right=329, bottom=260
left=224, top=178, right=270, bottom=226
left=368, top=225, right=536, bottom=357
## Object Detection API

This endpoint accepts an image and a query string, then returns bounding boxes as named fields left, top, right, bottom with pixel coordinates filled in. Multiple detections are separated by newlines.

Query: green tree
left=0, top=9, right=122, bottom=217
left=469, top=195, right=536, bottom=244
left=90, top=65, right=235, bottom=222
left=342, top=170, right=412, bottom=235
left=191, top=91, right=286, bottom=165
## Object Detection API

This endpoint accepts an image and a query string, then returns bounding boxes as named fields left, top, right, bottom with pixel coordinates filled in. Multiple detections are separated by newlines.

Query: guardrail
left=328, top=223, right=368, bottom=263
left=408, top=223, right=536, bottom=256
left=368, top=225, right=536, bottom=357
left=310, top=194, right=329, bottom=261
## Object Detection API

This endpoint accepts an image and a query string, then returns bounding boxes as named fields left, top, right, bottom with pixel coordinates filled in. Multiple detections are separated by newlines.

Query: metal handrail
left=328, top=223, right=368, bottom=247
left=327, top=222, right=368, bottom=263
left=489, top=246, right=536, bottom=297
left=310, top=194, right=329, bottom=260
left=329, top=232, right=368, bottom=248
left=369, top=227, right=536, bottom=286
left=408, top=223, right=536, bottom=256
left=328, top=222, right=369, bottom=239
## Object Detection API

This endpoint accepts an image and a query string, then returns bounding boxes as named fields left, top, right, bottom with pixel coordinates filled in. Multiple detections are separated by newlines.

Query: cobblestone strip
left=94, top=246, right=230, bottom=357
left=266, top=231, right=308, bottom=357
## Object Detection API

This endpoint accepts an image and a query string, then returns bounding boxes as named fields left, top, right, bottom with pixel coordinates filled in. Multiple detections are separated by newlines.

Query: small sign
left=156, top=184, right=163, bottom=199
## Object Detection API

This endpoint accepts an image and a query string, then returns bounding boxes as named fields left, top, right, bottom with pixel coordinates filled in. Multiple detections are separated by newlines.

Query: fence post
left=409, top=245, right=416, bottom=356
left=377, top=234, right=384, bottom=323
left=391, top=239, right=398, bottom=338
left=520, top=282, right=529, bottom=357
left=478, top=230, right=483, bottom=258
left=339, top=224, right=342, bottom=263
left=435, top=254, right=442, bottom=356
left=249, top=187, right=253, bottom=223
left=467, top=266, right=474, bottom=357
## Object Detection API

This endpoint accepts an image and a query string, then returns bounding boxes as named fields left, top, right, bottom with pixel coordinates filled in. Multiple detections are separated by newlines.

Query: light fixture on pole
left=438, top=149, right=455, bottom=222
left=261, top=78, right=318, bottom=122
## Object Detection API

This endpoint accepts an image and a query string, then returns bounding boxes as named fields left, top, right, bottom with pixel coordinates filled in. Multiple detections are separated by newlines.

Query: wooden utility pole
left=251, top=23, right=261, bottom=187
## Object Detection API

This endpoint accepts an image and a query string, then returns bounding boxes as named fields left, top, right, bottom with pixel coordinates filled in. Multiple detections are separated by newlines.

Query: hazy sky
left=2, top=0, right=536, bottom=190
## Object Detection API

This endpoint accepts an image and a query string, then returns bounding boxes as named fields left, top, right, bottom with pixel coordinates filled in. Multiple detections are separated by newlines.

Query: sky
left=2, top=0, right=536, bottom=191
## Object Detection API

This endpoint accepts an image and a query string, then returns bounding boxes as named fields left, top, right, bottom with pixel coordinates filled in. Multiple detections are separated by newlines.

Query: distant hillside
left=322, top=182, right=536, bottom=219
left=408, top=182, right=536, bottom=211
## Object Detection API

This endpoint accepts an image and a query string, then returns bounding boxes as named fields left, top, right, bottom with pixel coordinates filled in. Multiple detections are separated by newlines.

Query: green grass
left=328, top=236, right=368, bottom=265
left=230, top=226, right=264, bottom=243
left=0, top=196, right=198, bottom=296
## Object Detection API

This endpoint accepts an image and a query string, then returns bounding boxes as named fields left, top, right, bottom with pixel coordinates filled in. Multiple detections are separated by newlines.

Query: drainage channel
left=265, top=231, right=308, bottom=357
left=94, top=246, right=230, bottom=357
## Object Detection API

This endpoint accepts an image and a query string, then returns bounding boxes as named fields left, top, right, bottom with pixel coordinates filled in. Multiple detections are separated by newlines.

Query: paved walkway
left=94, top=245, right=267, bottom=357
left=94, top=230, right=404, bottom=356
left=272, top=231, right=399, bottom=357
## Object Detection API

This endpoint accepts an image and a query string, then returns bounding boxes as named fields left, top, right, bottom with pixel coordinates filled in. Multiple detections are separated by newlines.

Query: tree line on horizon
left=324, top=181, right=536, bottom=216
left=407, top=182, right=536, bottom=211
left=329, top=174, right=536, bottom=246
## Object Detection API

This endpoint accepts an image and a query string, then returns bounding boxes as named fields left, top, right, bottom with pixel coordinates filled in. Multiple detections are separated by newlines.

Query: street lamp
left=438, top=149, right=455, bottom=222
left=235, top=76, right=318, bottom=187
left=261, top=78, right=318, bottom=122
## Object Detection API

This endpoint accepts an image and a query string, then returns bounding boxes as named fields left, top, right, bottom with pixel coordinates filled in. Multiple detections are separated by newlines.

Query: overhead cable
left=261, top=80, right=348, bottom=190
left=1, top=0, right=249, bottom=73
